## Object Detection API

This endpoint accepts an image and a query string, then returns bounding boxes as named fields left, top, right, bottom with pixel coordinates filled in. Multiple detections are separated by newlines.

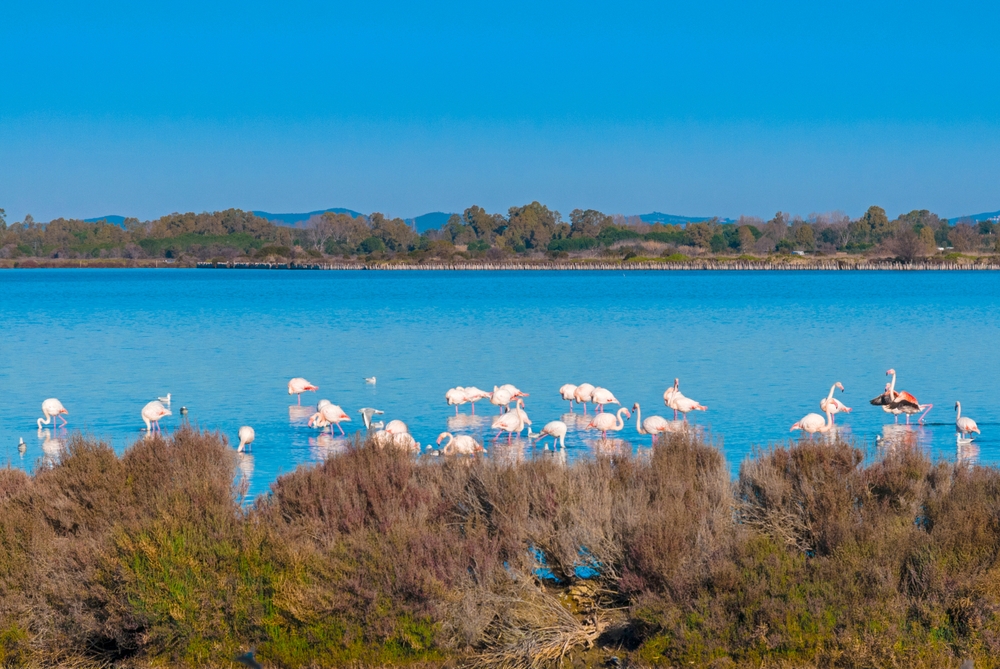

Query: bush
left=547, top=237, right=598, bottom=253
left=357, top=236, right=386, bottom=254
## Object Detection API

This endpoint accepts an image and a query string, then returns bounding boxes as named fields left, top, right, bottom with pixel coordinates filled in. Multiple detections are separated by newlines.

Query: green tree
left=737, top=226, right=757, bottom=252
left=686, top=222, right=714, bottom=249
left=0, top=207, right=6, bottom=231
left=370, top=213, right=418, bottom=252
left=794, top=224, right=815, bottom=251
left=502, top=202, right=560, bottom=251
left=568, top=209, right=611, bottom=238
left=463, top=205, right=505, bottom=242
left=858, top=205, right=891, bottom=243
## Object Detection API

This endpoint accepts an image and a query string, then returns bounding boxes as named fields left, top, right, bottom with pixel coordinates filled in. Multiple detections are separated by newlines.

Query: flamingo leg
left=471, top=402, right=475, bottom=415
left=455, top=405, right=459, bottom=415
left=918, top=404, right=933, bottom=424
left=297, top=394, right=301, bottom=405
left=673, top=409, right=677, bottom=420
left=507, top=432, right=512, bottom=444
left=338, top=423, right=346, bottom=436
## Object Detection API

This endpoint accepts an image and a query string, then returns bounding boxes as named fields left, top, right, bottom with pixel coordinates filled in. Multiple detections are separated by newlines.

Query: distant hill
left=638, top=212, right=733, bottom=226
left=406, top=212, right=455, bottom=233
left=950, top=210, right=1000, bottom=224
left=83, top=215, right=127, bottom=226
left=253, top=208, right=364, bottom=226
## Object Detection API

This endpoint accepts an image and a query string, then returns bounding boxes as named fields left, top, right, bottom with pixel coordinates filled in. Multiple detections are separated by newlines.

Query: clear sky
left=1, top=0, right=998, bottom=222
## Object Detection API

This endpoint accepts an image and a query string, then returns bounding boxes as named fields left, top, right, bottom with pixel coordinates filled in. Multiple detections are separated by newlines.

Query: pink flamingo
left=790, top=406, right=834, bottom=435
left=586, top=407, right=631, bottom=440
left=445, top=387, right=469, bottom=414
left=663, top=379, right=680, bottom=419
left=309, top=403, right=350, bottom=435
left=559, top=384, right=578, bottom=411
left=490, top=386, right=515, bottom=413
left=955, top=402, right=980, bottom=438
left=437, top=432, right=485, bottom=455
left=668, top=383, right=707, bottom=421
left=237, top=426, right=255, bottom=452
left=287, top=377, right=319, bottom=405
left=492, top=399, right=526, bottom=442
left=533, top=420, right=567, bottom=449
left=632, top=403, right=673, bottom=444
left=462, top=387, right=492, bottom=414
left=591, top=387, right=620, bottom=413
left=885, top=368, right=932, bottom=424
left=141, top=400, right=171, bottom=432
left=573, top=383, right=596, bottom=414
left=819, top=382, right=851, bottom=423
left=37, top=398, right=68, bottom=429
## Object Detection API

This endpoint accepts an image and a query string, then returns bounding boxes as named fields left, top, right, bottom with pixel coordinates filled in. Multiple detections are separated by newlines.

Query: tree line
left=0, top=203, right=997, bottom=262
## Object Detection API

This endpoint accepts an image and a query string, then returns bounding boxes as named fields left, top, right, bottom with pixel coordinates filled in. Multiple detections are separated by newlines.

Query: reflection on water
left=876, top=424, right=931, bottom=456
left=237, top=452, right=255, bottom=482
left=38, top=429, right=63, bottom=467
left=446, top=414, right=491, bottom=432
left=289, top=405, right=315, bottom=423
left=309, top=433, right=349, bottom=460
left=490, top=439, right=530, bottom=465
left=958, top=437, right=980, bottom=465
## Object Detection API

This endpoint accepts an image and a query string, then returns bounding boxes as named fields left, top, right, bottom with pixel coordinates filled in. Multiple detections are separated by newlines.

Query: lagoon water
left=0, top=269, right=996, bottom=498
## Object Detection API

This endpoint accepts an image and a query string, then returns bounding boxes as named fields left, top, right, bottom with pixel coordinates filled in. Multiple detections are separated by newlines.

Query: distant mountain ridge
left=83, top=215, right=127, bottom=226
left=638, top=212, right=734, bottom=225
left=252, top=208, right=363, bottom=226
left=950, top=210, right=1000, bottom=224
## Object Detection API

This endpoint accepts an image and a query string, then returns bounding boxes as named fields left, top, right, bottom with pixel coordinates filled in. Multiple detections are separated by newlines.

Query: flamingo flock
left=22, top=367, right=983, bottom=467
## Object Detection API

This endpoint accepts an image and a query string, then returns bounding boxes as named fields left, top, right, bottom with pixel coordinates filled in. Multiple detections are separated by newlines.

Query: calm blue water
left=0, top=269, right=996, bottom=498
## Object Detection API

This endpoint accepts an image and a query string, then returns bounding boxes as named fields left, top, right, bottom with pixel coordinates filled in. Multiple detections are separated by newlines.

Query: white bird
left=373, top=430, right=420, bottom=452
left=141, top=400, right=171, bottom=432
left=287, top=377, right=319, bottom=405
left=819, top=382, right=851, bottom=419
left=437, top=432, right=485, bottom=455
left=446, top=387, right=469, bottom=414
left=632, top=402, right=673, bottom=443
left=955, top=401, right=980, bottom=438
left=559, top=384, right=578, bottom=411
left=384, top=419, right=409, bottom=435
left=590, top=387, right=620, bottom=413
left=18, top=438, right=26, bottom=456
left=364, top=377, right=377, bottom=384
left=492, top=399, right=527, bottom=442
left=665, top=379, right=707, bottom=421
left=237, top=426, right=255, bottom=452
left=533, top=420, right=567, bottom=449
left=498, top=384, right=529, bottom=399
left=791, top=407, right=833, bottom=434
left=358, top=407, right=385, bottom=430
left=37, top=398, right=68, bottom=429
left=586, top=407, right=631, bottom=439
left=157, top=393, right=171, bottom=405
left=573, top=383, right=596, bottom=413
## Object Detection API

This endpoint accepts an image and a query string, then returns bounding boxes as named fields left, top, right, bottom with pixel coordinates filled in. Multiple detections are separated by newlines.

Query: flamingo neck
left=633, top=405, right=644, bottom=433
left=615, top=408, right=628, bottom=430
left=888, top=372, right=897, bottom=398
left=826, top=384, right=837, bottom=403
left=956, top=403, right=962, bottom=421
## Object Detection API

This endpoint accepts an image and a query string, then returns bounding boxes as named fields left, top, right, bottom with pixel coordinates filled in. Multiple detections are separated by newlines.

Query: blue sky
left=1, top=0, right=998, bottom=222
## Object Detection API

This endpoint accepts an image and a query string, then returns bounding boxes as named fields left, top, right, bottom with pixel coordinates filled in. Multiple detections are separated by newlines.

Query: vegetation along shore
left=1, top=204, right=999, bottom=269
left=2, top=427, right=1000, bottom=668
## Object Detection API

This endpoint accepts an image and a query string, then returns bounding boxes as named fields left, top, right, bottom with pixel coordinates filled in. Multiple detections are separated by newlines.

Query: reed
left=0, top=427, right=998, bottom=667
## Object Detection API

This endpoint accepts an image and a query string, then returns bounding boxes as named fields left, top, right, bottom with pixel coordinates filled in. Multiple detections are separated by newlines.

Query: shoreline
left=2, top=258, right=1000, bottom=270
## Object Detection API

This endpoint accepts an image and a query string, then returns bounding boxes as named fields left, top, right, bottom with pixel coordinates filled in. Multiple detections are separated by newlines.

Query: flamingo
left=462, top=386, right=492, bottom=414
left=559, top=384, right=578, bottom=411
left=886, top=369, right=932, bottom=424
left=663, top=378, right=680, bottom=418
left=446, top=387, right=469, bottom=414
left=791, top=406, right=834, bottom=435
left=586, top=407, right=631, bottom=440
left=309, top=403, right=350, bottom=435
left=437, top=432, right=485, bottom=455
left=287, top=377, right=319, bottom=405
left=955, top=402, right=980, bottom=438
left=631, top=402, right=672, bottom=443
left=819, top=382, right=851, bottom=422
left=591, top=387, right=620, bottom=413
left=141, top=400, right=171, bottom=432
left=492, top=399, right=527, bottom=442
left=870, top=382, right=905, bottom=422
left=573, top=383, right=596, bottom=414
left=533, top=420, right=568, bottom=449
left=490, top=386, right=515, bottom=413
left=373, top=430, right=420, bottom=452
left=499, top=384, right=529, bottom=399
left=37, top=398, right=68, bottom=429
left=237, top=426, right=255, bottom=452
left=668, top=385, right=707, bottom=421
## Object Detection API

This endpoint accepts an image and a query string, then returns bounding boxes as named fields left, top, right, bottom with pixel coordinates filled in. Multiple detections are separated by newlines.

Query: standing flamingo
left=559, top=384, right=578, bottom=411
left=632, top=403, right=672, bottom=444
left=870, top=382, right=905, bottom=422
left=573, top=383, right=596, bottom=414
left=591, top=387, right=620, bottom=413
left=288, top=377, right=319, bottom=405
left=37, top=398, right=68, bottom=429
left=437, top=432, right=485, bottom=455
left=492, top=399, right=527, bottom=442
left=586, top=407, right=631, bottom=440
left=663, top=379, right=680, bottom=419
left=668, top=384, right=707, bottom=421
left=790, top=406, right=834, bottom=435
left=237, top=426, right=255, bottom=452
left=462, top=387, right=492, bottom=414
left=490, top=386, right=515, bottom=413
left=819, top=382, right=851, bottom=423
left=499, top=384, right=529, bottom=399
left=886, top=369, right=932, bottom=424
left=955, top=402, right=980, bottom=438
left=533, top=420, right=568, bottom=449
left=141, top=400, right=171, bottom=432
left=446, top=387, right=469, bottom=414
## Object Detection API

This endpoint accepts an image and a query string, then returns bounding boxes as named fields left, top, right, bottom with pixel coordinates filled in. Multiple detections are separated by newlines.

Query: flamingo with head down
left=445, top=387, right=469, bottom=414
left=237, top=426, right=255, bottom=452
left=309, top=403, right=350, bottom=435
left=141, top=400, right=171, bottom=432
left=791, top=406, right=834, bottom=435
left=573, top=383, right=596, bottom=414
left=559, top=384, right=578, bottom=411
left=37, top=398, right=68, bottom=429
left=462, top=387, right=492, bottom=414
left=490, top=386, right=515, bottom=413
left=533, top=420, right=567, bottom=449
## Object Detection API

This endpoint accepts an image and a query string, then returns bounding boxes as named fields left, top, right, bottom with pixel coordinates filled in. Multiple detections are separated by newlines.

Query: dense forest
left=0, top=204, right=997, bottom=264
